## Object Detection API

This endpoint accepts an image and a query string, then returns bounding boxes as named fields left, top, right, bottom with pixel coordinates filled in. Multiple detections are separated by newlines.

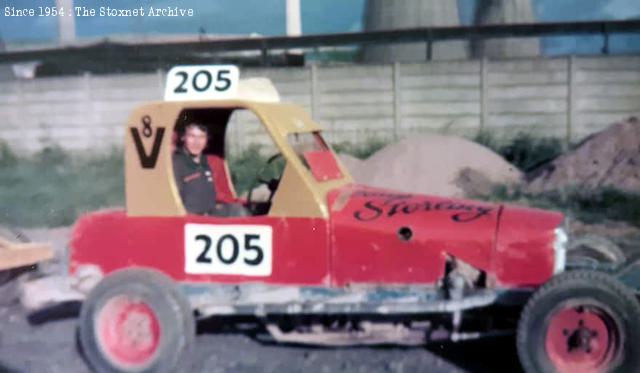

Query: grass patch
left=227, top=144, right=285, bottom=196
left=484, top=185, right=640, bottom=227
left=3, top=133, right=629, bottom=229
left=0, top=142, right=18, bottom=168
left=1, top=137, right=377, bottom=227
left=331, top=137, right=389, bottom=160
left=0, top=145, right=124, bottom=227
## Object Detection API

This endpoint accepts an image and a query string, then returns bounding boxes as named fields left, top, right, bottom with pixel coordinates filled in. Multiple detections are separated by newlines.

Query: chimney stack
left=56, top=0, right=76, bottom=44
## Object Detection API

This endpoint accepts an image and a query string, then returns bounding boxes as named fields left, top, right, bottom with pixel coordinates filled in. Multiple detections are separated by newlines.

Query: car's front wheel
left=78, top=268, right=195, bottom=373
left=517, top=270, right=640, bottom=373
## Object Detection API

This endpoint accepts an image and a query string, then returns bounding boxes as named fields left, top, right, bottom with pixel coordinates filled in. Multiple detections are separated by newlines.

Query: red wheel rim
left=545, top=304, right=619, bottom=373
left=95, top=295, right=162, bottom=369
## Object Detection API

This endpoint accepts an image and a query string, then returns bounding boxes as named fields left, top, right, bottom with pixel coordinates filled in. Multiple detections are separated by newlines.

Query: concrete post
left=566, top=55, right=576, bottom=147
left=480, top=58, right=489, bottom=132
left=286, top=0, right=302, bottom=56
left=83, top=72, right=91, bottom=101
left=392, top=63, right=402, bottom=141
left=286, top=0, right=302, bottom=37
left=56, top=0, right=76, bottom=44
left=310, top=64, right=319, bottom=119
left=157, top=69, right=164, bottom=96
left=83, top=72, right=93, bottom=127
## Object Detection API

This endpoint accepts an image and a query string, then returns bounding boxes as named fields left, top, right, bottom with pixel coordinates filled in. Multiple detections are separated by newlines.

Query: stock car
left=57, top=66, right=640, bottom=373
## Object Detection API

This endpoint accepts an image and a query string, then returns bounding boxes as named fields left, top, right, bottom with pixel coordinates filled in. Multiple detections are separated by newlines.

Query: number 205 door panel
left=70, top=210, right=331, bottom=286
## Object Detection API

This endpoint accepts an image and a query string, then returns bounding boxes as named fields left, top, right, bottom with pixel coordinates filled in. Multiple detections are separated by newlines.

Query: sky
left=0, top=0, right=366, bottom=41
left=0, top=0, right=639, bottom=55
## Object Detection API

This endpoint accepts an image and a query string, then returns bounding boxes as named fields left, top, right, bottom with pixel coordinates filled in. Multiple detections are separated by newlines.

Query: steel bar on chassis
left=182, top=283, right=501, bottom=318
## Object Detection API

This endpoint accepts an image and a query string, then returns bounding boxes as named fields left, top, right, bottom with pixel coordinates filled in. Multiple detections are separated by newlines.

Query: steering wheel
left=246, top=152, right=284, bottom=209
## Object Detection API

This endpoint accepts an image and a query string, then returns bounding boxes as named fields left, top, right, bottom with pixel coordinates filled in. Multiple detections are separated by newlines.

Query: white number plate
left=184, top=224, right=272, bottom=276
left=164, top=65, right=239, bottom=101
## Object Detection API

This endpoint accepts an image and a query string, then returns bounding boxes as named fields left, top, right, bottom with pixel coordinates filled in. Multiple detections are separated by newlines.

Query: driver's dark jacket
left=172, top=149, right=217, bottom=215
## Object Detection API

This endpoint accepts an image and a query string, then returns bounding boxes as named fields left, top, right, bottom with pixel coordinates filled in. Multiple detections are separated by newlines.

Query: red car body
left=70, top=184, right=563, bottom=290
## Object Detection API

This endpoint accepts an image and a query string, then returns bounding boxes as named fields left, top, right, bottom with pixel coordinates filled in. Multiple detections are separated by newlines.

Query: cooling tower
left=361, top=0, right=468, bottom=63
left=471, top=0, right=540, bottom=58
left=361, top=0, right=539, bottom=63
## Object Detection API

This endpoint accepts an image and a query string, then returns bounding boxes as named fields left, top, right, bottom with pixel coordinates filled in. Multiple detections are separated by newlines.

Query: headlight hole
left=398, top=226, right=413, bottom=242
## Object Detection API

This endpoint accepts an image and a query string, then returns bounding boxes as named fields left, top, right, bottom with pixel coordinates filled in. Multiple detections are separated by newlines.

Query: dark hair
left=184, top=122, right=208, bottom=134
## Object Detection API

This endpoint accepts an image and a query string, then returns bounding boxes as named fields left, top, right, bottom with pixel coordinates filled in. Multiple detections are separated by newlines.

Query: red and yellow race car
left=63, top=66, right=640, bottom=373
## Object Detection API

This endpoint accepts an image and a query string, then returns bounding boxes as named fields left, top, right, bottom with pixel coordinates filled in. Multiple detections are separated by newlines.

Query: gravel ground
left=0, top=227, right=523, bottom=373
left=0, top=300, right=522, bottom=373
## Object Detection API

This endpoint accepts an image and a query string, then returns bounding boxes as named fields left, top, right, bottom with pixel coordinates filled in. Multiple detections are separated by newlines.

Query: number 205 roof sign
left=164, top=65, right=240, bottom=101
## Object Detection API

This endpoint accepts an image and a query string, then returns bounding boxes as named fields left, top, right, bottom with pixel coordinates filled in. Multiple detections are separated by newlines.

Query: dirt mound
left=454, top=167, right=498, bottom=198
left=339, top=134, right=522, bottom=198
left=337, top=154, right=366, bottom=181
left=527, top=117, right=640, bottom=194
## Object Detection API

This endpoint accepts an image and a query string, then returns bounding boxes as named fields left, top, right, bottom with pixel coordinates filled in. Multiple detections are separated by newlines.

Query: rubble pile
left=527, top=117, right=640, bottom=194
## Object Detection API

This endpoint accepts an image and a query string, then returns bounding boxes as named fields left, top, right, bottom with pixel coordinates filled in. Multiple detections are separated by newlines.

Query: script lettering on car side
left=351, top=191, right=493, bottom=223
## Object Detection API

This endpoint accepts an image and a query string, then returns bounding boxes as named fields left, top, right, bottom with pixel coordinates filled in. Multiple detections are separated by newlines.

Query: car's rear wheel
left=78, top=268, right=195, bottom=373
left=517, top=270, right=640, bottom=373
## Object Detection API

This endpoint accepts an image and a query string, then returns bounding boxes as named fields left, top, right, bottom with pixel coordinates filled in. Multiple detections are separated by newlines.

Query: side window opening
left=225, top=109, right=285, bottom=216
left=171, top=107, right=284, bottom=217
left=173, top=108, right=240, bottom=217
left=174, top=108, right=232, bottom=158
left=288, top=131, right=343, bottom=182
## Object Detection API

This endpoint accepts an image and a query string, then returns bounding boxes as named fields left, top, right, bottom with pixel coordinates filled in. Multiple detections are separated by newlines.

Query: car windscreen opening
left=287, top=132, right=343, bottom=182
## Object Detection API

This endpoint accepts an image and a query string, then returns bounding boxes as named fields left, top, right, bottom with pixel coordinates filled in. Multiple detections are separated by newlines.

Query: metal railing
left=0, top=19, right=639, bottom=65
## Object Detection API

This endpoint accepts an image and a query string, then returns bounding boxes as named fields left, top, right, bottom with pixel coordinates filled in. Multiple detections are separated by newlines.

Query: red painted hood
left=327, top=184, right=562, bottom=287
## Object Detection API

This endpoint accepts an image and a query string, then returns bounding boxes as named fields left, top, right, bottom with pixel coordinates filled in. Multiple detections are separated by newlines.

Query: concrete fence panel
left=0, top=55, right=639, bottom=154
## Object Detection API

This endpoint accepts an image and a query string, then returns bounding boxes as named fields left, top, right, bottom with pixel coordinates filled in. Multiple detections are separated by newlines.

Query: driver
left=173, top=122, right=246, bottom=216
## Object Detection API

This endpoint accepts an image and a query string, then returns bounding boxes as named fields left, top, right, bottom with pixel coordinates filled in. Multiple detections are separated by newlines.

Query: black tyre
left=78, top=268, right=195, bottom=373
left=517, top=270, right=640, bottom=373
left=567, top=235, right=626, bottom=268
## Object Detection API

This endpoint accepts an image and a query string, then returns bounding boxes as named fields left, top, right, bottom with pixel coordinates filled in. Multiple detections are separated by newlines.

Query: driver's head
left=182, top=122, right=208, bottom=157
